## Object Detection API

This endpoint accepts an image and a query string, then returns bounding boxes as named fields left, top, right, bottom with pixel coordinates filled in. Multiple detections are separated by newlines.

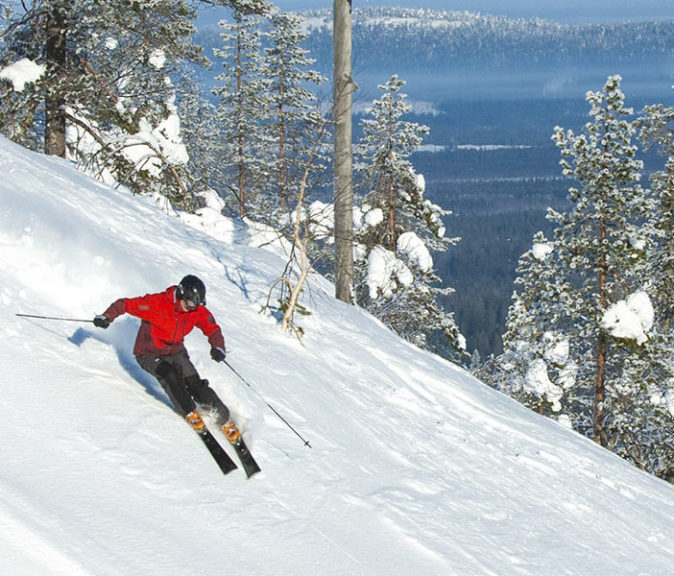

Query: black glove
left=210, top=347, right=226, bottom=362
left=93, top=315, right=111, bottom=329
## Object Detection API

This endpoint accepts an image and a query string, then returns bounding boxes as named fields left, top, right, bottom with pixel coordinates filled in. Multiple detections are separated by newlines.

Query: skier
left=93, top=274, right=241, bottom=444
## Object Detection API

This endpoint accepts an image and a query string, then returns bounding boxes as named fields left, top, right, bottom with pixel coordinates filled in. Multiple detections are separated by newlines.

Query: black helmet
left=177, top=274, right=206, bottom=308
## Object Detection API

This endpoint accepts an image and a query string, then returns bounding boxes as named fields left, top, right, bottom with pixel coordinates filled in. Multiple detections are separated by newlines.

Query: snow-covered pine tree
left=246, top=12, right=335, bottom=329
left=178, top=81, right=226, bottom=200
left=488, top=75, right=674, bottom=476
left=637, top=103, right=674, bottom=335
left=354, top=75, right=463, bottom=358
left=487, top=232, right=580, bottom=422
left=630, top=101, right=674, bottom=476
left=263, top=11, right=327, bottom=218
left=549, top=75, right=660, bottom=449
left=221, top=0, right=272, bottom=15
left=213, top=9, right=271, bottom=218
left=0, top=0, right=206, bottom=206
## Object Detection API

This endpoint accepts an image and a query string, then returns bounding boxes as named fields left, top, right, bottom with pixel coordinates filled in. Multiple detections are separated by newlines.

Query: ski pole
left=223, top=359, right=312, bottom=449
left=15, top=313, right=94, bottom=323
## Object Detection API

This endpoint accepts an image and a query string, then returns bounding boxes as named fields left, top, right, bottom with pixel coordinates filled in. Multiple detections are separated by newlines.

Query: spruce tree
left=489, top=76, right=674, bottom=476
left=490, top=232, right=580, bottom=420
left=354, top=75, right=463, bottom=358
left=0, top=1, right=271, bottom=207
left=631, top=102, right=674, bottom=476
left=549, top=75, right=656, bottom=447
left=637, top=104, right=674, bottom=333
left=178, top=80, right=226, bottom=199
left=1, top=1, right=201, bottom=204
left=263, top=11, right=326, bottom=217
left=213, top=9, right=271, bottom=218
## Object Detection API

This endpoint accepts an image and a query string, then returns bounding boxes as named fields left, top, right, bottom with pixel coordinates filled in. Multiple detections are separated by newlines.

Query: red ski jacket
left=102, top=286, right=225, bottom=357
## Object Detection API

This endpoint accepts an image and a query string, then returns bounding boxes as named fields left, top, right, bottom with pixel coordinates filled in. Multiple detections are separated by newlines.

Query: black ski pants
left=136, top=349, right=230, bottom=423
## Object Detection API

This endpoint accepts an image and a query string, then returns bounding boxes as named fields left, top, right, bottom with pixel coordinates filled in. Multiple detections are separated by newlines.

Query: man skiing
left=93, top=274, right=241, bottom=444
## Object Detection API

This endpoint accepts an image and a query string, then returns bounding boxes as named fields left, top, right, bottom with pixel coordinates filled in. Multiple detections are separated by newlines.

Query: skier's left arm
left=196, top=307, right=226, bottom=361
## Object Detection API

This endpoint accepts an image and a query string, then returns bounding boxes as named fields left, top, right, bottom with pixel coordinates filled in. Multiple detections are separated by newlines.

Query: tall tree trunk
left=385, top=147, right=395, bottom=250
left=44, top=1, right=67, bottom=157
left=663, top=165, right=674, bottom=333
left=278, top=68, right=287, bottom=212
left=594, top=215, right=609, bottom=446
left=236, top=21, right=246, bottom=218
left=385, top=105, right=395, bottom=249
left=594, top=332, right=607, bottom=445
left=333, top=0, right=355, bottom=303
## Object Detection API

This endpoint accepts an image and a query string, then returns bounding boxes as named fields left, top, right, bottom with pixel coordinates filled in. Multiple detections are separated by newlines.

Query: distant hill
left=194, top=8, right=674, bottom=100
left=298, top=8, right=674, bottom=72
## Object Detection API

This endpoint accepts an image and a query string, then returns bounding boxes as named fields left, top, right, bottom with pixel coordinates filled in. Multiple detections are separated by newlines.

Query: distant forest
left=411, top=99, right=572, bottom=357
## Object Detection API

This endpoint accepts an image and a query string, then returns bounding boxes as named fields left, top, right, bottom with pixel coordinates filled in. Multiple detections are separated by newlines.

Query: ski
left=187, top=411, right=238, bottom=476
left=230, top=436, right=261, bottom=478
left=220, top=417, right=261, bottom=478
left=188, top=411, right=259, bottom=478
left=196, top=426, right=238, bottom=475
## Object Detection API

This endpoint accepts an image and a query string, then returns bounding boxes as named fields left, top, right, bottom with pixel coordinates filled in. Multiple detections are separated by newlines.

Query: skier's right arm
left=93, top=298, right=127, bottom=328
left=94, top=293, right=159, bottom=327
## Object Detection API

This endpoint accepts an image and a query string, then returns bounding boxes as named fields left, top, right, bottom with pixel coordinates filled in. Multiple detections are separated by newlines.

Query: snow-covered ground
left=2, top=134, right=674, bottom=575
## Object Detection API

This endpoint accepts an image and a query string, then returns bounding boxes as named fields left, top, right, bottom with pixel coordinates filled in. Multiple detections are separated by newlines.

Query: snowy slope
left=2, top=134, right=674, bottom=575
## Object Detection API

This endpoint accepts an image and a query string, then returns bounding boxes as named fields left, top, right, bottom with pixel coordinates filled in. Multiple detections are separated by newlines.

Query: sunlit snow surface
left=2, top=135, right=674, bottom=575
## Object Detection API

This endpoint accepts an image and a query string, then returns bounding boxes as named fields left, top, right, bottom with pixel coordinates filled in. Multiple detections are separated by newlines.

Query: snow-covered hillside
left=2, top=134, right=674, bottom=575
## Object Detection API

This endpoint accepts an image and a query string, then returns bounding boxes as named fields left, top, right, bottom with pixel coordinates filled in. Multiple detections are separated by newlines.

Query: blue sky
left=268, top=0, right=672, bottom=23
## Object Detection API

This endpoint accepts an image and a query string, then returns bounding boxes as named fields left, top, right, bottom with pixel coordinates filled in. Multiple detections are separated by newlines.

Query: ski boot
left=221, top=418, right=241, bottom=445
left=186, top=410, right=206, bottom=433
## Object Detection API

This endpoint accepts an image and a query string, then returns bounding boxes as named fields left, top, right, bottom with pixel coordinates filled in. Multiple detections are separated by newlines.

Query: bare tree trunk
left=663, top=165, right=674, bottom=334
left=44, top=1, right=67, bottom=157
left=594, top=332, right=607, bottom=445
left=236, top=22, right=246, bottom=218
left=593, top=107, right=612, bottom=447
left=594, top=215, right=608, bottom=446
left=385, top=137, right=396, bottom=250
left=277, top=133, right=325, bottom=336
left=278, top=68, right=287, bottom=212
left=385, top=100, right=396, bottom=249
left=333, top=0, right=355, bottom=303
left=386, top=172, right=395, bottom=250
